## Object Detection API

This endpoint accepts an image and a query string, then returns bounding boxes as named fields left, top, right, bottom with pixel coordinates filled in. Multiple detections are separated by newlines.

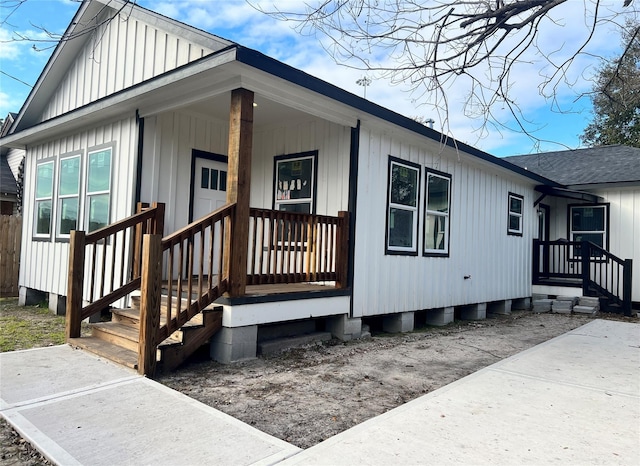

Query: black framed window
left=424, top=169, right=451, bottom=256
left=273, top=151, right=317, bottom=214
left=508, top=192, right=524, bottom=236
left=386, top=156, right=420, bottom=255
left=569, top=204, right=608, bottom=257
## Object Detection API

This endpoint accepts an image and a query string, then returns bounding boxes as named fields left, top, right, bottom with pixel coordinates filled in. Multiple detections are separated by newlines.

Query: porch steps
left=68, top=295, right=224, bottom=374
left=531, top=295, right=600, bottom=315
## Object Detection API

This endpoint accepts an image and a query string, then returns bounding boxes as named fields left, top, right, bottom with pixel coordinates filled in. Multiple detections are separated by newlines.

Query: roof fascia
left=567, top=181, right=640, bottom=191
left=535, top=185, right=604, bottom=203
left=234, top=46, right=562, bottom=187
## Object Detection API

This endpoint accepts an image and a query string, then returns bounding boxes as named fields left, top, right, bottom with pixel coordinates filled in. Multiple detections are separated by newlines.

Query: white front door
left=192, top=157, right=228, bottom=280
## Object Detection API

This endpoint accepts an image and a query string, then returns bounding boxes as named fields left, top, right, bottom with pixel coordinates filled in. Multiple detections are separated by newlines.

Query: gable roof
left=505, top=146, right=640, bottom=186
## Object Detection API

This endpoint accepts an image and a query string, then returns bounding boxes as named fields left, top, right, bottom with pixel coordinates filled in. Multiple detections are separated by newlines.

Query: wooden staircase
left=69, top=294, right=224, bottom=373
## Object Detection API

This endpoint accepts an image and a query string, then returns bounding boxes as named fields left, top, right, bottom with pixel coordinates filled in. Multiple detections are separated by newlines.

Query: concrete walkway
left=1, top=319, right=638, bottom=465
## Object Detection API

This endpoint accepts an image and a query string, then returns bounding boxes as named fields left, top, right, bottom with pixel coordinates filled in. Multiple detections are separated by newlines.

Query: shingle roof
left=504, top=145, right=640, bottom=186
left=0, top=155, right=17, bottom=195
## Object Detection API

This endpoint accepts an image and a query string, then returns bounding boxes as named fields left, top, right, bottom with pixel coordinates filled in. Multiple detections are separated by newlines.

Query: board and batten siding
left=41, top=10, right=216, bottom=122
left=141, top=112, right=352, bottom=236
left=545, top=186, right=640, bottom=302
left=19, top=116, right=138, bottom=297
left=352, top=125, right=535, bottom=318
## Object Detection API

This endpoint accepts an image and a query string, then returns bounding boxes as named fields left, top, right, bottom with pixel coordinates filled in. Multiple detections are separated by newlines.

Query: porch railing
left=66, top=202, right=165, bottom=338
left=247, top=208, right=349, bottom=287
left=533, top=239, right=633, bottom=316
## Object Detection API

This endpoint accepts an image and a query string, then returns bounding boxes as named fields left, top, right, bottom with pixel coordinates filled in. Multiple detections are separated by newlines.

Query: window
left=570, top=204, right=608, bottom=257
left=274, top=152, right=317, bottom=213
left=424, top=170, right=451, bottom=256
left=86, top=148, right=112, bottom=232
left=386, top=157, right=420, bottom=254
left=508, top=193, right=524, bottom=236
left=57, top=154, right=81, bottom=237
left=200, top=167, right=227, bottom=191
left=34, top=160, right=54, bottom=237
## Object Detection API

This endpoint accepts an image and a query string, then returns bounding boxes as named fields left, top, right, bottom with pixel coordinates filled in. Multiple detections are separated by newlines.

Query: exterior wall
left=41, top=10, right=216, bottom=122
left=19, top=115, right=138, bottom=297
left=141, top=111, right=352, bottom=235
left=352, top=124, right=536, bottom=317
left=544, top=186, right=640, bottom=302
left=6, top=147, right=24, bottom=180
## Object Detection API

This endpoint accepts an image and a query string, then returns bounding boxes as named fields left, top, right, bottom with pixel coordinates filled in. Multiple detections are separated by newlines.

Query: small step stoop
left=573, top=296, right=600, bottom=315
left=552, top=296, right=578, bottom=314
left=532, top=298, right=553, bottom=313
left=69, top=294, right=224, bottom=374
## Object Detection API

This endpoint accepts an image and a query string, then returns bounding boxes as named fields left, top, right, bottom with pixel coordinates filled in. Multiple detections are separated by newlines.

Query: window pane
left=210, top=169, right=218, bottom=190
left=572, top=207, right=604, bottom=231
left=510, top=196, right=522, bottom=214
left=88, top=194, right=110, bottom=232
left=425, top=214, right=446, bottom=250
left=59, top=198, right=78, bottom=235
left=219, top=170, right=227, bottom=192
left=427, top=175, right=449, bottom=212
left=88, top=150, right=111, bottom=192
left=36, top=200, right=52, bottom=235
left=390, top=164, right=417, bottom=207
left=59, top=157, right=80, bottom=196
left=389, top=208, right=414, bottom=248
left=277, top=158, right=313, bottom=200
left=509, top=214, right=521, bottom=232
left=278, top=203, right=311, bottom=213
left=201, top=167, right=209, bottom=189
left=36, top=162, right=54, bottom=198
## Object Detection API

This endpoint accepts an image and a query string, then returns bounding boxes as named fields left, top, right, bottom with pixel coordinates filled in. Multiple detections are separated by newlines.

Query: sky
left=0, top=0, right=637, bottom=157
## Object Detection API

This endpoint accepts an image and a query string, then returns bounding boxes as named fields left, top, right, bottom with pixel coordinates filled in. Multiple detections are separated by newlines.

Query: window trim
left=568, top=203, right=609, bottom=258
left=272, top=151, right=318, bottom=214
left=385, top=156, right=421, bottom=256
left=33, top=158, right=56, bottom=241
left=55, top=152, right=82, bottom=241
left=423, top=168, right=452, bottom=257
left=85, top=145, right=114, bottom=233
left=507, top=192, right=524, bottom=237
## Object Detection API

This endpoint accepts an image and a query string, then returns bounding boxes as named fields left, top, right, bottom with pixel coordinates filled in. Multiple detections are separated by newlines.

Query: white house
left=3, top=0, right=627, bottom=374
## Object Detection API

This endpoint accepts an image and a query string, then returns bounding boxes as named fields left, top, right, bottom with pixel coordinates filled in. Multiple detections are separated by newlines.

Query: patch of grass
left=0, top=298, right=67, bottom=352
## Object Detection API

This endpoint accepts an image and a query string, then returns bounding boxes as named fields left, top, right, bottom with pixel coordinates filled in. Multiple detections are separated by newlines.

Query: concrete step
left=573, top=305, right=599, bottom=315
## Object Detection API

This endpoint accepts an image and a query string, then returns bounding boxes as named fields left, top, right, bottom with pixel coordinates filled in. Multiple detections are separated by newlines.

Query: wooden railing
left=247, top=208, right=349, bottom=287
left=137, top=203, right=235, bottom=374
left=66, top=203, right=165, bottom=338
left=533, top=239, right=633, bottom=316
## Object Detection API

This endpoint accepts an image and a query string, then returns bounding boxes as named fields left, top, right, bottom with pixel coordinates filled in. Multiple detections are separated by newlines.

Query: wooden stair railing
left=66, top=202, right=165, bottom=339
left=533, top=239, right=633, bottom=316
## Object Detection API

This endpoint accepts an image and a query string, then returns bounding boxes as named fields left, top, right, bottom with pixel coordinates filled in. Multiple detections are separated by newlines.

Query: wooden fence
left=0, top=215, right=22, bottom=297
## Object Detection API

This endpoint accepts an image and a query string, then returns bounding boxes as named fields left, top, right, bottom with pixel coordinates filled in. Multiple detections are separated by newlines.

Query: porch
left=65, top=89, right=351, bottom=376
left=532, top=239, right=633, bottom=316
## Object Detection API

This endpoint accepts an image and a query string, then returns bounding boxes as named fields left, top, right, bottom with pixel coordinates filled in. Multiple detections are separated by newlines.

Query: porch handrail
left=247, top=208, right=349, bottom=287
left=533, top=239, right=633, bottom=316
left=66, top=203, right=165, bottom=339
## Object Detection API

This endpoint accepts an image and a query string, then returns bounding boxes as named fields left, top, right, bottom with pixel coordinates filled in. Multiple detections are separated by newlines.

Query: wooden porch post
left=66, top=230, right=85, bottom=339
left=336, top=211, right=350, bottom=289
left=138, top=233, right=162, bottom=377
left=225, top=88, right=254, bottom=297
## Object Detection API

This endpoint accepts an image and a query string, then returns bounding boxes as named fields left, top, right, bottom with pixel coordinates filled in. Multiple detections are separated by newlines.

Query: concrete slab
left=0, top=345, right=300, bottom=465
left=281, top=320, right=640, bottom=465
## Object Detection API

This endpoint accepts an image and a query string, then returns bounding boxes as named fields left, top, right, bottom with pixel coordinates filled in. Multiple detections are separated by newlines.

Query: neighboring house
left=1, top=113, right=24, bottom=215
left=505, top=146, right=639, bottom=308
left=2, top=0, right=625, bottom=374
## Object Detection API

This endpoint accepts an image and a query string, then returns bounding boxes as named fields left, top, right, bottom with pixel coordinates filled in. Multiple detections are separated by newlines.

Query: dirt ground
left=1, top=310, right=635, bottom=464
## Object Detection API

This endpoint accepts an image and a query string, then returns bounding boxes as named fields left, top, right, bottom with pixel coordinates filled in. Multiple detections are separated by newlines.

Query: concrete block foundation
left=512, top=298, right=531, bottom=311
left=49, top=293, right=66, bottom=316
left=327, top=315, right=362, bottom=341
left=209, top=325, right=258, bottom=364
left=459, top=303, right=487, bottom=320
left=383, top=312, right=415, bottom=333
left=19, top=287, right=46, bottom=307
left=488, top=300, right=512, bottom=315
left=425, top=307, right=454, bottom=326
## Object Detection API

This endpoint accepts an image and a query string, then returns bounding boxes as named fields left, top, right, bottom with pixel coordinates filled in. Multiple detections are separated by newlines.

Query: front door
left=191, top=155, right=228, bottom=281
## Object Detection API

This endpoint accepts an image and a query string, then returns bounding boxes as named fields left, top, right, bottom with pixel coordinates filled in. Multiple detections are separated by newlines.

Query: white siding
left=41, top=12, right=214, bottom=121
left=352, top=125, right=535, bottom=317
left=6, top=147, right=24, bottom=179
left=546, top=187, right=640, bottom=302
left=141, top=112, right=352, bottom=235
left=19, top=116, right=138, bottom=297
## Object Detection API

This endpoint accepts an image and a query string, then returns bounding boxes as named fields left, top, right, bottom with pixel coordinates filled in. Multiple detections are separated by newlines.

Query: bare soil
left=1, top=307, right=636, bottom=464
